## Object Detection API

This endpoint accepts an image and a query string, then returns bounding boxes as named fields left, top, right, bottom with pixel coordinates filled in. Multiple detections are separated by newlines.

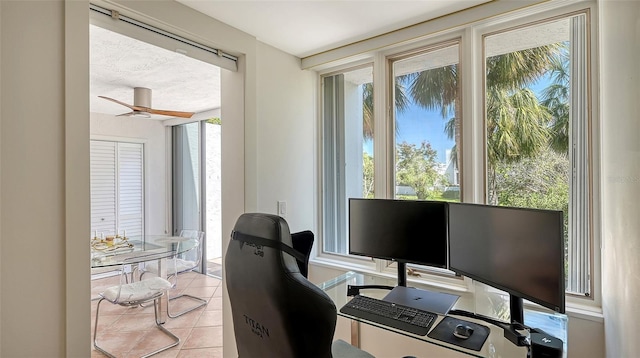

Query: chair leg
left=144, top=298, right=181, bottom=358
left=167, top=293, right=208, bottom=318
left=93, top=298, right=116, bottom=358
left=93, top=297, right=180, bottom=358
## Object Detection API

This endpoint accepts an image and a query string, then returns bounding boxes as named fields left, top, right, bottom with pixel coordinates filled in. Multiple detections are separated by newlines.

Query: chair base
left=94, top=297, right=180, bottom=358
left=167, top=294, right=208, bottom=318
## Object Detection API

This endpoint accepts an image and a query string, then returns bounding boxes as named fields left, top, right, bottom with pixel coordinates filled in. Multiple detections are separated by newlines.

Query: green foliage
left=206, top=117, right=221, bottom=125
left=362, top=151, right=374, bottom=198
left=486, top=87, right=551, bottom=165
left=441, top=188, right=460, bottom=201
left=395, top=141, right=446, bottom=200
left=491, top=148, right=570, bottom=242
left=493, top=149, right=569, bottom=211
left=362, top=80, right=409, bottom=140
left=541, top=43, right=570, bottom=154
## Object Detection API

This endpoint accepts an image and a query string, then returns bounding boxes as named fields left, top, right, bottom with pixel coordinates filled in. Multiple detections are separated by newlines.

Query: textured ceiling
left=90, top=1, right=492, bottom=119
left=90, top=25, right=220, bottom=119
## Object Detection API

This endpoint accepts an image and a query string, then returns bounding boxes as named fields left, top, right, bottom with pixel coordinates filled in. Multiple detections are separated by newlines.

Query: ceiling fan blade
left=100, top=92, right=194, bottom=118
left=146, top=108, right=195, bottom=118
left=116, top=111, right=151, bottom=118
left=98, top=96, right=146, bottom=111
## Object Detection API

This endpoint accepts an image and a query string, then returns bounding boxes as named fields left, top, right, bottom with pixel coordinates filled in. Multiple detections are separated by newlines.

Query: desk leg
left=350, top=319, right=360, bottom=348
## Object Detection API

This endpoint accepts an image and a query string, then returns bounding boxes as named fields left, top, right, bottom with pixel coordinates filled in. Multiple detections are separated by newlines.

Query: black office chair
left=226, top=213, right=374, bottom=358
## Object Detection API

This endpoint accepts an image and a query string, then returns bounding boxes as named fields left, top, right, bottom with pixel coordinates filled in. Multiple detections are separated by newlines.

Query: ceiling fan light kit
left=99, top=87, right=195, bottom=119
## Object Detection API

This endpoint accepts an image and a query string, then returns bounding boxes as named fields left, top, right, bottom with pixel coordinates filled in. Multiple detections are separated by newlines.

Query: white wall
left=255, top=42, right=317, bottom=233
left=599, top=1, right=640, bottom=357
left=1, top=1, right=71, bottom=355
left=90, top=112, right=170, bottom=235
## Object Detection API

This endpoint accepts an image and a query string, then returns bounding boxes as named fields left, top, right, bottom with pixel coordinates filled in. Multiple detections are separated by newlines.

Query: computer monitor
left=348, top=198, right=448, bottom=286
left=447, top=202, right=565, bottom=324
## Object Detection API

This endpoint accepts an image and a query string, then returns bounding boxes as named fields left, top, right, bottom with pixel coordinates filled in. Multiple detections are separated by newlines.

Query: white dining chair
left=93, top=251, right=180, bottom=358
left=139, top=230, right=207, bottom=318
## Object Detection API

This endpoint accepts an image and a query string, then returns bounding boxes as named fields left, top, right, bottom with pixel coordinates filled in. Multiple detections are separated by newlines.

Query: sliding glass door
left=173, top=122, right=201, bottom=236
left=173, top=120, right=222, bottom=277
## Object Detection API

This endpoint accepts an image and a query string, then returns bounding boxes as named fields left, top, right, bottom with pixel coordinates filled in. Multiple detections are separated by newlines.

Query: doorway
left=89, top=2, right=231, bottom=275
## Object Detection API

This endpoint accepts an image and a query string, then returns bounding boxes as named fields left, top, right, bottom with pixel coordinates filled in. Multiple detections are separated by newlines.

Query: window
left=483, top=13, right=591, bottom=295
left=390, top=42, right=462, bottom=202
left=319, top=5, right=594, bottom=299
left=322, top=65, right=374, bottom=255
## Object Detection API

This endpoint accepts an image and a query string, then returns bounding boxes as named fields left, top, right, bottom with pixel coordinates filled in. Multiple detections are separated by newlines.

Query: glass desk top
left=90, top=235, right=197, bottom=268
left=318, top=271, right=568, bottom=357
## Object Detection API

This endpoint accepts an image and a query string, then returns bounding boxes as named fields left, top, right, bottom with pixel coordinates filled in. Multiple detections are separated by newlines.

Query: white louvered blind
left=91, top=141, right=117, bottom=235
left=90, top=140, right=144, bottom=237
left=118, top=143, right=144, bottom=237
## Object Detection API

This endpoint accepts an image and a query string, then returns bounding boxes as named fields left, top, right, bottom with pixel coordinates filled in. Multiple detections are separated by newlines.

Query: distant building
left=444, top=149, right=459, bottom=186
left=396, top=185, right=417, bottom=196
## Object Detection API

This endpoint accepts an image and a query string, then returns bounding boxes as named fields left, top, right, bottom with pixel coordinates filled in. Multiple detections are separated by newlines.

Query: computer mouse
left=453, top=324, right=474, bottom=339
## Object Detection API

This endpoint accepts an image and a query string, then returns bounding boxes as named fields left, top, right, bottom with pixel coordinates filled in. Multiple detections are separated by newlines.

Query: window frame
left=314, top=1, right=601, bottom=311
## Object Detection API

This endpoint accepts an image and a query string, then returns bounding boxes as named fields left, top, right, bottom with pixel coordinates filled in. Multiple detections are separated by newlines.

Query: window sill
left=565, top=302, right=603, bottom=323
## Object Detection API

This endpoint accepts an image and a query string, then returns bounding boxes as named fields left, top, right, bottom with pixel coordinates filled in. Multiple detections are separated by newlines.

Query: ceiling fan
left=98, top=87, right=195, bottom=119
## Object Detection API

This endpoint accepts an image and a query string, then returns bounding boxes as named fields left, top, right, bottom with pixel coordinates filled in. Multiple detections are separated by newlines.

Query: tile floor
left=91, top=271, right=223, bottom=358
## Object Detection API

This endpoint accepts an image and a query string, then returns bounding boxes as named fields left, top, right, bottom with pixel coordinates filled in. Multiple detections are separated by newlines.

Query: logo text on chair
left=244, top=314, right=269, bottom=338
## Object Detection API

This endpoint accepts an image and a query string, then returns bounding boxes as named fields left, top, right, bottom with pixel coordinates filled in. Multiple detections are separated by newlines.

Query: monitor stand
left=510, top=295, right=524, bottom=326
left=346, top=261, right=407, bottom=296
left=397, top=262, right=407, bottom=287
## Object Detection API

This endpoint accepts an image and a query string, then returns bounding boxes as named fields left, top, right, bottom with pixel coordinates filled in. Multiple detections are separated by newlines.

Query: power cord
left=346, top=284, right=395, bottom=296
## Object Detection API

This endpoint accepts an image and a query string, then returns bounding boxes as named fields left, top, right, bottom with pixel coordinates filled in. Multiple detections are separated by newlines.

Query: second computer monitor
left=348, top=198, right=448, bottom=269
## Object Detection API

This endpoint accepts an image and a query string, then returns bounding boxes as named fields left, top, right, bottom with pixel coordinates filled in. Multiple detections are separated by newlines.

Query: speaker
left=530, top=331, right=563, bottom=358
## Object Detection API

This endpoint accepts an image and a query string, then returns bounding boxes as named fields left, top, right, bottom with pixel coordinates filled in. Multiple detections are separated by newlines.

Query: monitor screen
left=348, top=198, right=448, bottom=268
left=448, top=202, right=565, bottom=314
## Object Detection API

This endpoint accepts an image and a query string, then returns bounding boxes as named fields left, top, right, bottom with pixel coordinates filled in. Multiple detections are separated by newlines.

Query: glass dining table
left=90, top=234, right=198, bottom=322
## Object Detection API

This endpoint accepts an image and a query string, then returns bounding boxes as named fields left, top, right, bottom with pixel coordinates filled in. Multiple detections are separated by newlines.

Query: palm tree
left=407, top=65, right=460, bottom=172
left=484, top=45, right=560, bottom=203
left=362, top=78, right=411, bottom=140
left=541, top=43, right=570, bottom=154
left=360, top=43, right=568, bottom=204
left=486, top=86, right=552, bottom=204
left=403, top=44, right=560, bottom=203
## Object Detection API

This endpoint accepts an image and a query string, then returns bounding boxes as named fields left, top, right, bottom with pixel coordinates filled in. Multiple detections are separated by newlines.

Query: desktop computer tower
left=530, top=331, right=563, bottom=358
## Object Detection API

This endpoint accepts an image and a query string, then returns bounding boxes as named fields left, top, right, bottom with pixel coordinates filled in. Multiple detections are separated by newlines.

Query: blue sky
left=395, top=105, right=454, bottom=163
left=364, top=104, right=455, bottom=164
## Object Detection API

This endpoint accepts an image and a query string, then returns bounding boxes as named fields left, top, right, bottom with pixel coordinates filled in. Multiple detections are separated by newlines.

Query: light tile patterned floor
left=91, top=271, right=223, bottom=358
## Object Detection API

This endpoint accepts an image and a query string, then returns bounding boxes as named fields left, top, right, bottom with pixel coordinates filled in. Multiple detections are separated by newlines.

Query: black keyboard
left=339, top=295, right=437, bottom=336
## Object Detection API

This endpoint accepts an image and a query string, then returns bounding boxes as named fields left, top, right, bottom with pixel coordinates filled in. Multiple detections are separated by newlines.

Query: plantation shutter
left=90, top=140, right=144, bottom=237
left=91, top=141, right=117, bottom=235
left=118, top=143, right=144, bottom=237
